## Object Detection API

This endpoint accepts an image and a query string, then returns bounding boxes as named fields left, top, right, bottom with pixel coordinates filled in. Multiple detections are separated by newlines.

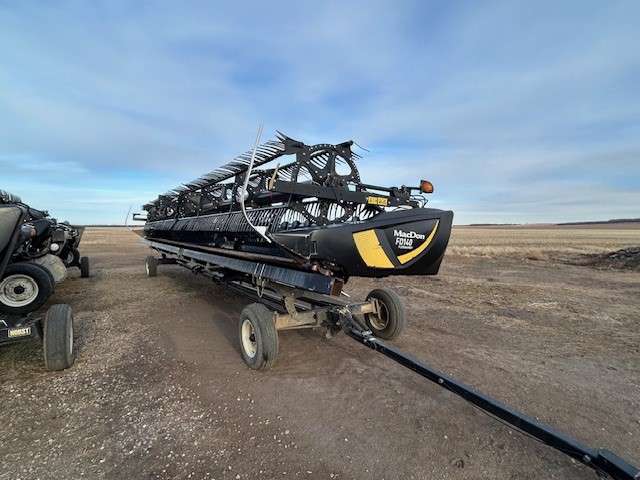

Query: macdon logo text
left=393, top=230, right=425, bottom=250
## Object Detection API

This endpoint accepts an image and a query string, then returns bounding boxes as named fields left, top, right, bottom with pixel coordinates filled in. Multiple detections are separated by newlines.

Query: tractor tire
left=43, top=304, right=76, bottom=371
left=0, top=263, right=54, bottom=315
left=365, top=288, right=406, bottom=340
left=238, top=303, right=278, bottom=371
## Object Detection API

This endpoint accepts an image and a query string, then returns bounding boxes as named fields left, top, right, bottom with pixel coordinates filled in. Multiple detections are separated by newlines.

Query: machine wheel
left=238, top=303, right=278, bottom=371
left=365, top=288, right=406, bottom=340
left=63, top=248, right=80, bottom=267
left=43, top=304, right=76, bottom=371
left=80, top=256, right=90, bottom=278
left=145, top=256, right=157, bottom=277
left=0, top=263, right=54, bottom=315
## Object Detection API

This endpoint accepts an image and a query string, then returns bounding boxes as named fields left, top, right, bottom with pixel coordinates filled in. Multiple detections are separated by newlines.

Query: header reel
left=143, top=133, right=433, bottom=230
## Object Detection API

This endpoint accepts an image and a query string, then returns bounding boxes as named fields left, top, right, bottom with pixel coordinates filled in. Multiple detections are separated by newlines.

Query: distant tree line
left=557, top=218, right=640, bottom=225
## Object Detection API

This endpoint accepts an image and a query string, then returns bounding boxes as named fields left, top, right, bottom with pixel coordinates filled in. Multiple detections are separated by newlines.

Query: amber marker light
left=419, top=180, right=434, bottom=193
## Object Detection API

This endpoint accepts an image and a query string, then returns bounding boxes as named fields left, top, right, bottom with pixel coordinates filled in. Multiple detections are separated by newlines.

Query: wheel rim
left=0, top=274, right=39, bottom=307
left=241, top=319, right=257, bottom=358
left=145, top=262, right=150, bottom=275
left=370, top=302, right=389, bottom=330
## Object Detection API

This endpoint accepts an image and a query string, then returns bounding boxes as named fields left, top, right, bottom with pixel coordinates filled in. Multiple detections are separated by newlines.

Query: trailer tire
left=43, top=304, right=76, bottom=371
left=238, top=303, right=278, bottom=371
left=145, top=256, right=157, bottom=277
left=0, top=263, right=54, bottom=315
left=80, top=256, right=90, bottom=278
left=365, top=288, right=406, bottom=340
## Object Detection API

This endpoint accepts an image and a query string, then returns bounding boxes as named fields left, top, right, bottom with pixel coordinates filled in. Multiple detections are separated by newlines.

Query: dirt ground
left=1, top=226, right=638, bottom=479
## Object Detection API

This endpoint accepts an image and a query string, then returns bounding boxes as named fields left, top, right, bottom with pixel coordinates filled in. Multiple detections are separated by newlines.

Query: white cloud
left=0, top=0, right=638, bottom=224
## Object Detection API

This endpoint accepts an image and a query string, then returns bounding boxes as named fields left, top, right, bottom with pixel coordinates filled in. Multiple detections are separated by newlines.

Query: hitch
left=346, top=328, right=640, bottom=480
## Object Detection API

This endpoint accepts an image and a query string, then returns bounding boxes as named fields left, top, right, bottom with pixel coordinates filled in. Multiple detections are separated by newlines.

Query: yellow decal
left=8, top=327, right=31, bottom=338
left=366, top=196, right=388, bottom=207
left=353, top=230, right=394, bottom=268
left=397, top=220, right=440, bottom=264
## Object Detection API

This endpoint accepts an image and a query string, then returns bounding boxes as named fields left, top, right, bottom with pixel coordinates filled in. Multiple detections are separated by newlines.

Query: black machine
left=136, top=130, right=638, bottom=479
left=139, top=132, right=453, bottom=281
left=136, top=130, right=454, bottom=356
left=0, top=190, right=84, bottom=370
left=0, top=189, right=90, bottom=291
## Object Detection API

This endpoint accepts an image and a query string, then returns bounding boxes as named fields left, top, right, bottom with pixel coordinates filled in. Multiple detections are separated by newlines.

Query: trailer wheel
left=145, top=256, right=157, bottom=277
left=0, top=263, right=54, bottom=315
left=365, top=288, right=406, bottom=340
left=238, top=303, right=278, bottom=371
left=43, top=304, right=76, bottom=371
left=80, top=256, right=90, bottom=278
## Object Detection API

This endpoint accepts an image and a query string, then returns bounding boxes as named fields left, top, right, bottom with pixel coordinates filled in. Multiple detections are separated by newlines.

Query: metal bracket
left=268, top=281, right=376, bottom=332
left=282, top=294, right=298, bottom=318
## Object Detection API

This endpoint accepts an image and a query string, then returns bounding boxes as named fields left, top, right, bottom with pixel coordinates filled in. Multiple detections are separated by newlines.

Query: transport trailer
left=142, top=237, right=406, bottom=369
left=137, top=129, right=638, bottom=479
left=136, top=129, right=454, bottom=364
left=135, top=129, right=453, bottom=365
left=143, top=238, right=639, bottom=480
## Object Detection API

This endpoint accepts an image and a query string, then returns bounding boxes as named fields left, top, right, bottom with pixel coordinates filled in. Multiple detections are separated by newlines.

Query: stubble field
left=1, top=224, right=638, bottom=479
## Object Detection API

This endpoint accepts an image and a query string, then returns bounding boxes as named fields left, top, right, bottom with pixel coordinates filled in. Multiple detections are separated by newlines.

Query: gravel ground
left=1, top=227, right=638, bottom=479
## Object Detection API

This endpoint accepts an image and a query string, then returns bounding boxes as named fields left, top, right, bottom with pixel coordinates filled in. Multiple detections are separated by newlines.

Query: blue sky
left=1, top=0, right=639, bottom=225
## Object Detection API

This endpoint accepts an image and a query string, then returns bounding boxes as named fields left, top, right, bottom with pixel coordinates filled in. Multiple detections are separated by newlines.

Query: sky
left=1, top=0, right=639, bottom=225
